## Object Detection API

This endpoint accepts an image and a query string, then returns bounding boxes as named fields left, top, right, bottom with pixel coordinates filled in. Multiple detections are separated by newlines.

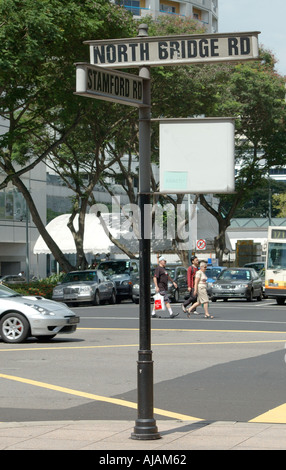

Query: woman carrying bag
left=187, top=261, right=214, bottom=319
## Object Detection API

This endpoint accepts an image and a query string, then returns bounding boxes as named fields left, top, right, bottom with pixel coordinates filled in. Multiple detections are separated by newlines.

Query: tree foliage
left=0, top=0, right=136, bottom=271
left=1, top=6, right=285, bottom=269
left=198, top=50, right=286, bottom=261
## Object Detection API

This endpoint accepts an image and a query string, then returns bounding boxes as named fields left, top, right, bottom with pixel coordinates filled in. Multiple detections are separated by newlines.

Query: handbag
left=154, top=293, right=166, bottom=311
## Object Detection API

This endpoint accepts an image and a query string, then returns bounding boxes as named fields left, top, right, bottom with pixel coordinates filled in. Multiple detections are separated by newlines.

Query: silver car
left=209, top=267, right=263, bottom=302
left=0, top=275, right=27, bottom=284
left=0, top=284, right=79, bottom=343
left=52, top=269, right=117, bottom=306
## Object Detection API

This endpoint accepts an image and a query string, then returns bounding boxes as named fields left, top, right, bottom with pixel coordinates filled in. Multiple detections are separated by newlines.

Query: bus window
left=268, top=243, right=286, bottom=269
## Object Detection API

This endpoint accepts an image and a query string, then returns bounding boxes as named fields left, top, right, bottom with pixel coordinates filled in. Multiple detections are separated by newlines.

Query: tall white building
left=116, top=0, right=218, bottom=33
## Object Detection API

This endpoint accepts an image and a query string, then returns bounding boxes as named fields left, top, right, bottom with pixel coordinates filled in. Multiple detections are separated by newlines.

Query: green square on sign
left=163, top=171, right=188, bottom=190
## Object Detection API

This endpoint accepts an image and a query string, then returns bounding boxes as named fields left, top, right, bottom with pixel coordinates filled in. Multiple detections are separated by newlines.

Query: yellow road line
left=0, top=344, right=138, bottom=352
left=1, top=338, right=286, bottom=353
left=79, top=327, right=286, bottom=334
left=0, top=373, right=201, bottom=422
left=249, top=404, right=286, bottom=424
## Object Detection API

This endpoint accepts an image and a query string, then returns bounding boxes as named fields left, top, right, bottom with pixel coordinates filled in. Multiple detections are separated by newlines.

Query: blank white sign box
left=159, top=118, right=235, bottom=193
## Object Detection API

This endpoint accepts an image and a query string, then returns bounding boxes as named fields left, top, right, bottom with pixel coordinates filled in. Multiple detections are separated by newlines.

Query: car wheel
left=0, top=312, right=30, bottom=343
left=92, top=290, right=100, bottom=306
left=277, top=297, right=285, bottom=305
left=257, top=289, right=263, bottom=301
left=174, top=289, right=180, bottom=303
left=246, top=290, right=253, bottom=302
left=109, top=289, right=116, bottom=304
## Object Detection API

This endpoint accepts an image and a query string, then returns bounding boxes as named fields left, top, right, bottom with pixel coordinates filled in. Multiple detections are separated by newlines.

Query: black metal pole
left=131, top=24, right=160, bottom=441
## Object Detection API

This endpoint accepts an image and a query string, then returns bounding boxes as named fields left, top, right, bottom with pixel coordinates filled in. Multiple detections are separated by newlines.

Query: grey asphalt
left=1, top=419, right=286, bottom=450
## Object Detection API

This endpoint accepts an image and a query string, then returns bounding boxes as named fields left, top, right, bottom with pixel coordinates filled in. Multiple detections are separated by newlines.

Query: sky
left=218, top=0, right=286, bottom=76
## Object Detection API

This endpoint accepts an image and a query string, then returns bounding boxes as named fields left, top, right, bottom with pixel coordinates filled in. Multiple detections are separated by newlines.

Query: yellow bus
left=265, top=226, right=286, bottom=305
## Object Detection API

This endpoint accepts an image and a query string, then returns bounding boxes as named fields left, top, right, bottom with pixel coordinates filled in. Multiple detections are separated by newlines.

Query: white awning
left=33, top=213, right=118, bottom=255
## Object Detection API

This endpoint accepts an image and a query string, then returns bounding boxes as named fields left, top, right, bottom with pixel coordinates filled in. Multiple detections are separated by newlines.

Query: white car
left=0, top=284, right=79, bottom=344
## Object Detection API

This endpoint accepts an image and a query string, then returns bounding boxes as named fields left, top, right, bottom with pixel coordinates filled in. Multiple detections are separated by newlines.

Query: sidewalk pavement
left=1, top=419, right=286, bottom=450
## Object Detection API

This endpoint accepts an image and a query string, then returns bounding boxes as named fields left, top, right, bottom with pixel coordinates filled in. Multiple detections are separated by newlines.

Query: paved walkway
left=1, top=420, right=286, bottom=450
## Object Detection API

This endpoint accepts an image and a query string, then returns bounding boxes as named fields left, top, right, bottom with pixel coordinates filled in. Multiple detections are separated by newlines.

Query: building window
left=0, top=188, right=27, bottom=221
left=270, top=168, right=286, bottom=176
left=117, top=0, right=141, bottom=15
left=160, top=3, right=176, bottom=13
left=193, top=8, right=202, bottom=20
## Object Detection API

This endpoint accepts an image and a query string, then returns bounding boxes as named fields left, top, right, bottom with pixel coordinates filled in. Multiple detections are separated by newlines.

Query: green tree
left=234, top=179, right=286, bottom=218
left=0, top=0, right=136, bottom=271
left=46, top=104, right=139, bottom=267
left=199, top=51, right=286, bottom=262
left=46, top=15, right=212, bottom=266
left=95, top=17, right=233, bottom=265
left=273, top=193, right=286, bottom=217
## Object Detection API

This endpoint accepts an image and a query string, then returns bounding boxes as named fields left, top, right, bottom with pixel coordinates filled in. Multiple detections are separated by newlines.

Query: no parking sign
left=196, top=239, right=206, bottom=250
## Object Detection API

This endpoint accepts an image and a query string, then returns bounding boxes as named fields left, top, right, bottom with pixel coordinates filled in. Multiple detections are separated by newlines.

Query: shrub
left=3, top=274, right=65, bottom=299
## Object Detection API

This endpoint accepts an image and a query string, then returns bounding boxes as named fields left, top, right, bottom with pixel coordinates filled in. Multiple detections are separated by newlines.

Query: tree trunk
left=214, top=219, right=229, bottom=265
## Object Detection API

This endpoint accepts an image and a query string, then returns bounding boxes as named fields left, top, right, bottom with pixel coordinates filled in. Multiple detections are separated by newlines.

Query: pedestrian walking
left=152, top=256, right=179, bottom=318
left=181, top=255, right=199, bottom=314
left=187, top=261, right=214, bottom=319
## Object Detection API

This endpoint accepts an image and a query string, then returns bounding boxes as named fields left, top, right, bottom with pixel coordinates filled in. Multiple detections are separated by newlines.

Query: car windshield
left=62, top=271, right=98, bottom=283
left=151, top=267, right=175, bottom=278
left=98, top=261, right=130, bottom=275
left=205, top=268, right=223, bottom=279
left=0, top=284, right=20, bottom=298
left=218, top=269, right=251, bottom=281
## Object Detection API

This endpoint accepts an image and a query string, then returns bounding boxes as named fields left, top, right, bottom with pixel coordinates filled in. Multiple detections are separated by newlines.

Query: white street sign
left=75, top=63, right=148, bottom=107
left=85, top=31, right=260, bottom=69
left=159, top=118, right=235, bottom=194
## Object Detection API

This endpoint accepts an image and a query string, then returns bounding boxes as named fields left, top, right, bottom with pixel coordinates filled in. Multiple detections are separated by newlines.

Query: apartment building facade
left=116, top=0, right=218, bottom=33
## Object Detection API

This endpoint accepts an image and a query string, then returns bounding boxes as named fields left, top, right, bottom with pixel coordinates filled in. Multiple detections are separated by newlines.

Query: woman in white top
left=187, top=261, right=214, bottom=319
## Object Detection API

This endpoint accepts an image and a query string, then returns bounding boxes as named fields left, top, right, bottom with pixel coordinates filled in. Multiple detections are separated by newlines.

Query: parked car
left=166, top=265, right=188, bottom=302
left=206, top=266, right=226, bottom=292
left=131, top=274, right=140, bottom=304
left=0, top=284, right=79, bottom=343
left=131, top=264, right=157, bottom=304
left=0, top=275, right=27, bottom=284
left=258, top=267, right=267, bottom=298
left=97, top=259, right=139, bottom=302
left=52, top=269, right=116, bottom=306
left=209, top=267, right=263, bottom=302
left=132, top=264, right=188, bottom=304
left=244, top=262, right=265, bottom=273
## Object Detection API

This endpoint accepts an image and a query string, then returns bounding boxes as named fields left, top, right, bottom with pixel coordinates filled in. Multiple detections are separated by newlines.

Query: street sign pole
left=131, top=24, right=160, bottom=441
left=76, top=23, right=260, bottom=442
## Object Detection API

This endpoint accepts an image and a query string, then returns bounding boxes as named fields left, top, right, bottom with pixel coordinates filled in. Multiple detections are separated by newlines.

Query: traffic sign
left=196, top=239, right=206, bottom=250
left=85, top=31, right=260, bottom=69
left=75, top=63, right=148, bottom=107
